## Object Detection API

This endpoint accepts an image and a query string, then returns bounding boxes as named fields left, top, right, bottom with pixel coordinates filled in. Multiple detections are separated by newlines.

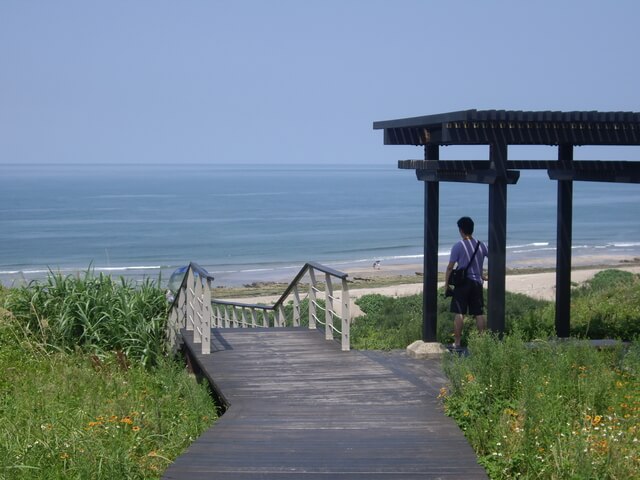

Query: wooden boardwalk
left=163, top=328, right=487, bottom=479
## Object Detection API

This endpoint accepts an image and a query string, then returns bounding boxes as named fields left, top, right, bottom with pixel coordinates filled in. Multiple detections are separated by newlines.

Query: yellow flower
left=120, top=416, right=133, bottom=425
left=59, top=452, right=70, bottom=460
left=132, top=426, right=141, bottom=432
left=466, top=373, right=475, bottom=382
left=437, top=387, right=448, bottom=398
left=591, top=415, right=603, bottom=426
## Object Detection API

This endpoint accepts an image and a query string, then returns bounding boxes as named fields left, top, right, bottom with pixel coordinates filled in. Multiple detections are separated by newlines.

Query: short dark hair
left=457, top=216, right=474, bottom=235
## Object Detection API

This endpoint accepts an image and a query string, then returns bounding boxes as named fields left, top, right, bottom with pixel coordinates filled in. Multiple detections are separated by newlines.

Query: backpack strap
left=463, top=240, right=481, bottom=273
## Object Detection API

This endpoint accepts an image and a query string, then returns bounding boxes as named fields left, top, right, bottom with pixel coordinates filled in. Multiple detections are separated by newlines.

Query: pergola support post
left=555, top=144, right=574, bottom=338
left=422, top=145, right=440, bottom=342
left=487, top=142, right=508, bottom=334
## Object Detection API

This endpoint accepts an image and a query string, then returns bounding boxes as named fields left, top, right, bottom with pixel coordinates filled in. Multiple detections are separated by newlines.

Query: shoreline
left=3, top=253, right=639, bottom=295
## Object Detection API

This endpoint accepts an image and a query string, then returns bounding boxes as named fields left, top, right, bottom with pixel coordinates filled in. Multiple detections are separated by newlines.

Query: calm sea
left=1, top=163, right=639, bottom=287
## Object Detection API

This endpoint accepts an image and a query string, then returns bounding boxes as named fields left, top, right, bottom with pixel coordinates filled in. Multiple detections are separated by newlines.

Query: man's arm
left=444, top=261, right=456, bottom=287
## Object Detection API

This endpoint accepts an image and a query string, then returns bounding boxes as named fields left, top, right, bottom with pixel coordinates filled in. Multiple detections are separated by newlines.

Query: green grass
left=0, top=273, right=217, bottom=479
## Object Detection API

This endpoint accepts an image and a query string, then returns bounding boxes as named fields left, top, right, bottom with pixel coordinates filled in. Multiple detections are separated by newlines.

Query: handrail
left=166, top=262, right=351, bottom=353
left=211, top=262, right=351, bottom=351
left=166, top=262, right=215, bottom=355
left=271, top=261, right=348, bottom=310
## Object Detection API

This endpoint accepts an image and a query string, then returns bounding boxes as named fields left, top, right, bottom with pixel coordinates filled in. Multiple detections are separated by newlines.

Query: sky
left=1, top=0, right=639, bottom=165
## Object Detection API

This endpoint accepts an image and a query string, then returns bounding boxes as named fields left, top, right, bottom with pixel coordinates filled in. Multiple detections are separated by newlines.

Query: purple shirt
left=449, top=238, right=488, bottom=284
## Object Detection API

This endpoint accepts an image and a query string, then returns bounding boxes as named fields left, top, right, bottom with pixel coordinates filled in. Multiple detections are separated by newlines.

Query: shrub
left=570, top=270, right=640, bottom=340
left=352, top=294, right=422, bottom=349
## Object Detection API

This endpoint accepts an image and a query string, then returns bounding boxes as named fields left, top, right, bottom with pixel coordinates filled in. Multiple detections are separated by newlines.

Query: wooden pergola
left=373, top=110, right=640, bottom=341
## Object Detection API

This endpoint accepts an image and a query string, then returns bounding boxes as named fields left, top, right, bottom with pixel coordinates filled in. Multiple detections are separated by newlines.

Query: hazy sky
left=1, top=0, right=639, bottom=165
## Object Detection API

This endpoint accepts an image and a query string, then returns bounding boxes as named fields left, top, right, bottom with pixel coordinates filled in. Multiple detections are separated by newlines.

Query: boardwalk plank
left=163, top=328, right=487, bottom=479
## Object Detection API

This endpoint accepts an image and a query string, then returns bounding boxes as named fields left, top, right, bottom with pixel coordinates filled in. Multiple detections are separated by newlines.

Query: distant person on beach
left=373, top=260, right=381, bottom=270
left=444, top=216, right=488, bottom=349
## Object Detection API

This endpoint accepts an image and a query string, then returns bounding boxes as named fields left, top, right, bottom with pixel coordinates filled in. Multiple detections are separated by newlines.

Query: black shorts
left=450, top=280, right=484, bottom=316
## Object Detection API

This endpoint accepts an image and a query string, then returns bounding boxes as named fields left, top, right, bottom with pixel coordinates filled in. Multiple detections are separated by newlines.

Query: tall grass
left=4, top=270, right=168, bottom=367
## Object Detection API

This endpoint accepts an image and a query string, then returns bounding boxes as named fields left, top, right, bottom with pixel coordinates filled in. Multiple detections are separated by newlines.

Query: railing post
left=194, top=275, right=203, bottom=343
left=293, top=285, right=301, bottom=327
left=214, top=305, right=221, bottom=328
left=241, top=308, right=247, bottom=328
left=185, top=268, right=195, bottom=332
left=325, top=273, right=333, bottom=341
left=177, top=287, right=185, bottom=330
left=251, top=308, right=257, bottom=328
left=167, top=307, right=178, bottom=353
left=202, top=277, right=211, bottom=354
left=278, top=304, right=286, bottom=327
left=262, top=309, right=269, bottom=327
left=308, top=269, right=317, bottom=330
left=224, top=305, right=230, bottom=328
left=341, top=277, right=350, bottom=351
left=232, top=307, right=238, bottom=328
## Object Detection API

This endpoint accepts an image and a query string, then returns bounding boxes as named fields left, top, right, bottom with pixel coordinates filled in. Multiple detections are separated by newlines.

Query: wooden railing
left=166, top=262, right=215, bottom=355
left=166, top=262, right=352, bottom=353
left=211, top=262, right=351, bottom=351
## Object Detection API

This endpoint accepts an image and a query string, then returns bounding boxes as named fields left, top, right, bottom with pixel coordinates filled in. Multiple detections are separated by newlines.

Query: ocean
left=1, top=163, right=639, bottom=287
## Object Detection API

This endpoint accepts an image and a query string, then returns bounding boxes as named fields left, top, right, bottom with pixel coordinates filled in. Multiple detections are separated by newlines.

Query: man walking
left=444, top=217, right=488, bottom=349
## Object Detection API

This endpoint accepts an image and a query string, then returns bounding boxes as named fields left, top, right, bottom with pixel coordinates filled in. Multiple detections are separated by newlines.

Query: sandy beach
left=219, top=257, right=640, bottom=319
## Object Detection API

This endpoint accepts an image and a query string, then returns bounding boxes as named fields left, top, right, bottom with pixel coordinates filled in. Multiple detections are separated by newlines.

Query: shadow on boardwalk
left=163, top=328, right=487, bottom=479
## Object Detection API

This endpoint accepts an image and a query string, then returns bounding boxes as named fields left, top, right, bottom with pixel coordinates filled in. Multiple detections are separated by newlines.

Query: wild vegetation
left=351, top=269, right=640, bottom=479
left=0, top=273, right=216, bottom=479
left=442, top=333, right=640, bottom=479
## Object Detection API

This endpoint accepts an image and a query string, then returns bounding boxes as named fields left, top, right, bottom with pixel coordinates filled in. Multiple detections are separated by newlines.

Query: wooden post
left=422, top=144, right=439, bottom=342
left=186, top=268, right=195, bottom=331
left=202, top=277, right=211, bottom=354
left=487, top=142, right=508, bottom=334
left=194, top=275, right=203, bottom=343
left=325, top=273, right=334, bottom=340
left=167, top=308, right=178, bottom=353
left=341, top=278, right=350, bottom=351
left=214, top=306, right=221, bottom=328
left=293, top=285, right=301, bottom=327
left=178, top=289, right=186, bottom=329
left=309, top=269, right=317, bottom=330
left=555, top=144, right=574, bottom=338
